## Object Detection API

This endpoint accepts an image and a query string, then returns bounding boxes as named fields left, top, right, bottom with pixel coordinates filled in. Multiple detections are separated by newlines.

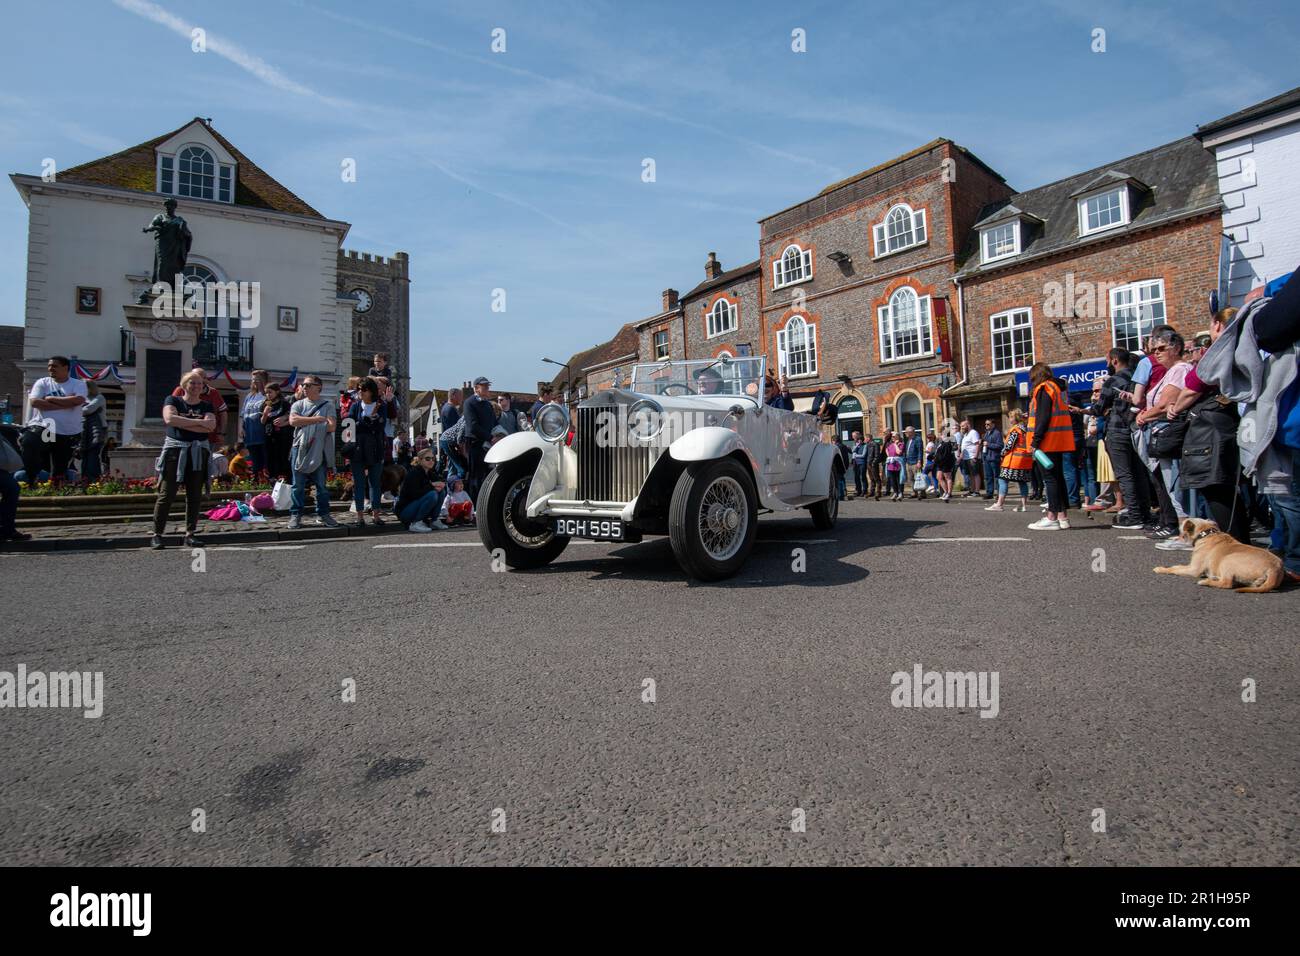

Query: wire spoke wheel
left=697, top=475, right=748, bottom=561
left=669, top=458, right=757, bottom=580
left=479, top=457, right=568, bottom=570
left=502, top=474, right=552, bottom=547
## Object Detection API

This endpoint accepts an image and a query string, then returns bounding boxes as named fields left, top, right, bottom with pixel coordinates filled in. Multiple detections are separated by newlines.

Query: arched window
left=707, top=298, right=737, bottom=337
left=877, top=287, right=933, bottom=361
left=774, top=243, right=811, bottom=288
left=873, top=203, right=928, bottom=257
left=777, top=315, right=817, bottom=378
left=178, top=146, right=216, bottom=200
left=159, top=144, right=233, bottom=202
left=897, top=392, right=922, bottom=433
left=182, top=263, right=239, bottom=338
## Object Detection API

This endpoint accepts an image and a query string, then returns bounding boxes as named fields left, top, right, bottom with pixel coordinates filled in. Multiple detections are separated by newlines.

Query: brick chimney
left=662, top=288, right=679, bottom=312
left=705, top=252, right=723, bottom=280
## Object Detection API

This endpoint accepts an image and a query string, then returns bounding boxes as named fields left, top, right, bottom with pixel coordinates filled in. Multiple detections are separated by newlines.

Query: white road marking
left=906, top=536, right=1030, bottom=543
left=764, top=538, right=838, bottom=545
left=374, top=540, right=607, bottom=549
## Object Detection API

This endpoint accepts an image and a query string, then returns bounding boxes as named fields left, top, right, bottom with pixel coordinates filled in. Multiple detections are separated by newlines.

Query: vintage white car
left=477, top=356, right=842, bottom=580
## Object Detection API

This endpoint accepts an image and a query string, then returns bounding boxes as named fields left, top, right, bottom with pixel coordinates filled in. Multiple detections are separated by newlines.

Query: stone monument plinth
left=113, top=294, right=205, bottom=478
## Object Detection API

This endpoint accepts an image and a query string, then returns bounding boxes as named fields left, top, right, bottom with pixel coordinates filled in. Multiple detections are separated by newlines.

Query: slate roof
left=955, top=136, right=1221, bottom=279
left=1068, top=169, right=1148, bottom=198
left=680, top=259, right=760, bottom=301
left=54, top=118, right=324, bottom=218
left=1196, top=85, right=1300, bottom=138
left=972, top=202, right=1042, bottom=229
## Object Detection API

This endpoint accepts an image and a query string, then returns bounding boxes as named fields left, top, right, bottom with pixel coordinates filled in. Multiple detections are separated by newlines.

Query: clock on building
left=351, top=288, right=372, bottom=313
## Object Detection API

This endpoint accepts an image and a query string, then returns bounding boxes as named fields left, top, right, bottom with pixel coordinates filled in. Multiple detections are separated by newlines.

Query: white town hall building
left=9, top=117, right=402, bottom=460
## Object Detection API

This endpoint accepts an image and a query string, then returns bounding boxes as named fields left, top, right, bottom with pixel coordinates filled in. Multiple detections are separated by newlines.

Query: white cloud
left=110, top=0, right=354, bottom=108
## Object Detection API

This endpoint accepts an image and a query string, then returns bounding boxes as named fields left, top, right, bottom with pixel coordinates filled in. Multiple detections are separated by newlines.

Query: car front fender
left=485, top=431, right=552, bottom=465
left=668, top=426, right=745, bottom=463
left=800, top=442, right=841, bottom=498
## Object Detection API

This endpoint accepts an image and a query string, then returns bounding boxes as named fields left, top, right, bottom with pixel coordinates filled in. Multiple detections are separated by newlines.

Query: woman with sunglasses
left=395, top=447, right=447, bottom=532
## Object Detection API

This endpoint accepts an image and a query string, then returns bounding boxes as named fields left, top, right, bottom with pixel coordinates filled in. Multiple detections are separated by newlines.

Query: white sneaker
left=1027, top=518, right=1061, bottom=531
left=348, top=501, right=358, bottom=513
left=381, top=492, right=396, bottom=504
left=409, top=520, right=432, bottom=533
left=430, top=519, right=448, bottom=530
left=1057, top=517, right=1071, bottom=529
left=984, top=504, right=1004, bottom=511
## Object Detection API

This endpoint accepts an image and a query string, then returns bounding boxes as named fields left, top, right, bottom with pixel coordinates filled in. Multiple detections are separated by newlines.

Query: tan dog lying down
left=1154, top=518, right=1284, bottom=593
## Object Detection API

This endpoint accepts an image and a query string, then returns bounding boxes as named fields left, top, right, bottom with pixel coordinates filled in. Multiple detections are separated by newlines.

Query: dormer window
left=158, top=144, right=233, bottom=203
left=1077, top=186, right=1130, bottom=236
left=981, top=221, right=1020, bottom=262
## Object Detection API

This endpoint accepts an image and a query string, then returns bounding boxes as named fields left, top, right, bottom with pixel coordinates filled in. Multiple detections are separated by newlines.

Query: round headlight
left=535, top=402, right=570, bottom=442
left=628, top=399, right=664, bottom=441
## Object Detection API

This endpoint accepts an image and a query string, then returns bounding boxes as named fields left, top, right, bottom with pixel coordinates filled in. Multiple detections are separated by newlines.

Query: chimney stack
left=705, top=252, right=723, bottom=280
left=662, top=288, right=679, bottom=312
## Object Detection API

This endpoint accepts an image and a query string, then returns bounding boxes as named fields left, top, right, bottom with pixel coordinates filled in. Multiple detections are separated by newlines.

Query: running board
left=780, top=494, right=825, bottom=508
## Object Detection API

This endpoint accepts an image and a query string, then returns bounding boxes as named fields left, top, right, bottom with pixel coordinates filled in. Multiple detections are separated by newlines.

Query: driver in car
left=694, top=367, right=723, bottom=394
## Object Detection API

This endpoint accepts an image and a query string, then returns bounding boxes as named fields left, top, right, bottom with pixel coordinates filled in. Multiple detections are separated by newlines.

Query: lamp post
left=542, top=357, right=572, bottom=403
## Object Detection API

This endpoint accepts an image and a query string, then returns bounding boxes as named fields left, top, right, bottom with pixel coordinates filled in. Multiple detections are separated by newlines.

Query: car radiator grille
left=575, top=406, right=660, bottom=503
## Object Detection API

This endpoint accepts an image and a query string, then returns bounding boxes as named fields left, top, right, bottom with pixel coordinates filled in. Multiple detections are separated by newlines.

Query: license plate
left=554, top=517, right=624, bottom=541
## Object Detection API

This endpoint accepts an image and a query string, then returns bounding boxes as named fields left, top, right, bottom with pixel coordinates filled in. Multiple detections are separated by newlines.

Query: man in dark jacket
left=461, top=376, right=497, bottom=503
left=1093, top=350, right=1150, bottom=528
left=980, top=420, right=1003, bottom=500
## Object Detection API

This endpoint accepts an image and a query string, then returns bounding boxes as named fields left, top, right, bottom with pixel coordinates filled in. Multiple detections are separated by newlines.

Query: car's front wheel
left=668, top=457, right=758, bottom=581
left=478, top=456, right=569, bottom=570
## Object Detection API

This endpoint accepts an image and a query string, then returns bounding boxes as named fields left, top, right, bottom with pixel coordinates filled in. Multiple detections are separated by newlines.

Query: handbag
left=0, top=431, right=22, bottom=472
left=1149, top=415, right=1189, bottom=459
left=912, top=470, right=927, bottom=491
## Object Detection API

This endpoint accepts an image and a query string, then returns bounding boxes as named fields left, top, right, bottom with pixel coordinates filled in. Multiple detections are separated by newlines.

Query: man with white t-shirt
left=23, top=356, right=87, bottom=481
left=958, top=419, right=982, bottom=495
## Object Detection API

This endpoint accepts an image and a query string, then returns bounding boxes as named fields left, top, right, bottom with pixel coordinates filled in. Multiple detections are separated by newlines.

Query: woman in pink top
left=1135, top=330, right=1194, bottom=537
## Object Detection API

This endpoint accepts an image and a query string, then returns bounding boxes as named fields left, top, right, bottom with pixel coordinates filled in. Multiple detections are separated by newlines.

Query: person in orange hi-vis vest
left=1025, top=362, right=1074, bottom=531
left=985, top=408, right=1034, bottom=512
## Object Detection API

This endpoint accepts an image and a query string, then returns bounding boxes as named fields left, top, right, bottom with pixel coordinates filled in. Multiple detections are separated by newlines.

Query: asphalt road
left=1, top=498, right=1296, bottom=866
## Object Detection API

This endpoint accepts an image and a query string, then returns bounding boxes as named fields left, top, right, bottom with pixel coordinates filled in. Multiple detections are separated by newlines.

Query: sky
left=2, top=0, right=1298, bottom=391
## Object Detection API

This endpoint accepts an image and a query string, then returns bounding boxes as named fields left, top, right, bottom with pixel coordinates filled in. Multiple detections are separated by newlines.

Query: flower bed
left=19, top=471, right=349, bottom=498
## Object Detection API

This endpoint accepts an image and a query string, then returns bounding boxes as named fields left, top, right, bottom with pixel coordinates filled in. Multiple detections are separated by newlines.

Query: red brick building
left=756, top=138, right=1012, bottom=439
left=950, top=136, right=1223, bottom=425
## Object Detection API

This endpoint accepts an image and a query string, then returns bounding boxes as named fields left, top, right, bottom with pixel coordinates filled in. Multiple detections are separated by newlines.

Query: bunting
left=69, top=362, right=299, bottom=390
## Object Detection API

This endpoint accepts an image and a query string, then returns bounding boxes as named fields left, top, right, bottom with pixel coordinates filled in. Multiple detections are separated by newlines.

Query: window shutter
left=776, top=329, right=788, bottom=375
left=807, top=324, right=818, bottom=373
left=878, top=306, right=891, bottom=361
left=773, top=259, right=783, bottom=289
left=915, top=209, right=927, bottom=244
left=920, top=297, right=933, bottom=353
left=873, top=223, right=886, bottom=258
left=802, top=249, right=812, bottom=279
